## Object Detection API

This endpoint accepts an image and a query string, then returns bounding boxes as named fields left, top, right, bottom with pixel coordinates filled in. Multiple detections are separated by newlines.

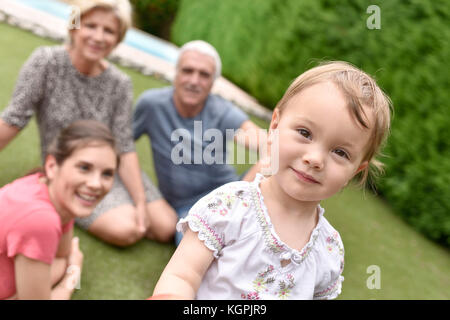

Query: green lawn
left=0, top=22, right=448, bottom=300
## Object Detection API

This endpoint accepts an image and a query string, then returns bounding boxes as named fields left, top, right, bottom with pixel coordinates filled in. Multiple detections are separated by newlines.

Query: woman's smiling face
left=269, top=81, right=373, bottom=203
left=45, top=143, right=117, bottom=222
left=70, top=8, right=120, bottom=63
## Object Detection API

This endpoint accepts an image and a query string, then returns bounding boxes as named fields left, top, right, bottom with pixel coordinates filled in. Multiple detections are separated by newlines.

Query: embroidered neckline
left=250, top=174, right=324, bottom=265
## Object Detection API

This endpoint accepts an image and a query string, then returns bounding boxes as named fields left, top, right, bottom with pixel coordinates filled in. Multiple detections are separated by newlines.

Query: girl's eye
left=298, top=128, right=312, bottom=140
left=78, top=164, right=91, bottom=172
left=102, top=170, right=114, bottom=178
left=334, top=149, right=350, bottom=159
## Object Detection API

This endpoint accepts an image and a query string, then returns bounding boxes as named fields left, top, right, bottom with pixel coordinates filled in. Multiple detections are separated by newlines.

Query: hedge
left=171, top=0, right=450, bottom=246
left=130, top=0, right=180, bottom=39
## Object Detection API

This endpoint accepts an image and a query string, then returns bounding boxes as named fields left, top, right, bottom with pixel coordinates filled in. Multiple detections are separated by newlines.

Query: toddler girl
left=152, top=61, right=392, bottom=299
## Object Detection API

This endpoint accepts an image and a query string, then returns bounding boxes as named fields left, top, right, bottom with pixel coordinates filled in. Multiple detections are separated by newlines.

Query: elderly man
left=133, top=40, right=263, bottom=245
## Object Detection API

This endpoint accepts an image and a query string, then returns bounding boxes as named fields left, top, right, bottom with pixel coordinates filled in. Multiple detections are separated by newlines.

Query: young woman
left=0, top=0, right=177, bottom=246
left=0, top=120, right=118, bottom=299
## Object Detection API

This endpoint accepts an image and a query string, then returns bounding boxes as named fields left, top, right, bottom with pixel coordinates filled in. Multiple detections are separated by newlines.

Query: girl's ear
left=268, top=109, right=280, bottom=145
left=355, top=161, right=369, bottom=176
left=343, top=161, right=369, bottom=188
left=270, top=109, right=280, bottom=131
left=44, top=155, right=59, bottom=180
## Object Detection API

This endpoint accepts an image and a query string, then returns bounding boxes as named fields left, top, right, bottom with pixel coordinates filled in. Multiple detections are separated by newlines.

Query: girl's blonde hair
left=275, top=61, right=392, bottom=187
left=69, top=0, right=132, bottom=43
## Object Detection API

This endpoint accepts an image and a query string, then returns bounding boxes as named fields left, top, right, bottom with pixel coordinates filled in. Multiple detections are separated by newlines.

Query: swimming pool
left=15, top=0, right=179, bottom=63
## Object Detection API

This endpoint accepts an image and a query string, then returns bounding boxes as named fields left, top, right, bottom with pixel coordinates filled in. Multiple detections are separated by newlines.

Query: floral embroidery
left=313, top=277, right=342, bottom=299
left=241, top=292, right=260, bottom=300
left=205, top=189, right=249, bottom=216
left=326, top=231, right=344, bottom=256
left=189, top=213, right=225, bottom=254
left=252, top=265, right=275, bottom=292
left=251, top=181, right=321, bottom=262
left=277, top=274, right=295, bottom=299
left=251, top=188, right=285, bottom=254
left=242, top=265, right=296, bottom=300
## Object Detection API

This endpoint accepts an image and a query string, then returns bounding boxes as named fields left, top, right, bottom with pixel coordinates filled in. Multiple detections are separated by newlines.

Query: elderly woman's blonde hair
left=275, top=61, right=393, bottom=187
left=69, top=0, right=132, bottom=43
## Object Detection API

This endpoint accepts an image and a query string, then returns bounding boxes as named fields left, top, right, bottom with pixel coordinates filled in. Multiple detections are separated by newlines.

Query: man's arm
left=234, top=120, right=267, bottom=152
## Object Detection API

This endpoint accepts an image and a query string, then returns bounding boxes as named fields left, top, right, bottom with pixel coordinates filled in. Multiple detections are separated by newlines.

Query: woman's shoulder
left=105, top=61, right=131, bottom=85
left=28, top=45, right=65, bottom=63
left=1, top=175, right=61, bottom=231
left=20, top=45, right=64, bottom=74
left=1, top=174, right=53, bottom=210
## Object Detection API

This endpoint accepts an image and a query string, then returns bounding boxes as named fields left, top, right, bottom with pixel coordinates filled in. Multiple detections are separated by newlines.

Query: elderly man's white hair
left=176, top=40, right=222, bottom=79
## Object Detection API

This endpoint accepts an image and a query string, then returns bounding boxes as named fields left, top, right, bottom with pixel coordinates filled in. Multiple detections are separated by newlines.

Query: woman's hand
left=68, top=237, right=83, bottom=270
left=62, top=237, right=83, bottom=294
left=135, top=202, right=148, bottom=234
left=0, top=119, right=20, bottom=151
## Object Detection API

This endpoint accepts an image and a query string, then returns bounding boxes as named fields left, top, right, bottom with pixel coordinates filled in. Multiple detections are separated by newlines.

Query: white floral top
left=177, top=174, right=345, bottom=300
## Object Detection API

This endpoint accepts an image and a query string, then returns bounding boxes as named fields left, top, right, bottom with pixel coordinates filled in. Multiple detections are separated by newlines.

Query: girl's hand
left=147, top=293, right=186, bottom=300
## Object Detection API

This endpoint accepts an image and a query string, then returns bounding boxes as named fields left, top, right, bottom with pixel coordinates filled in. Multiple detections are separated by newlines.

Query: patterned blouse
left=177, top=174, right=345, bottom=300
left=1, top=46, right=135, bottom=159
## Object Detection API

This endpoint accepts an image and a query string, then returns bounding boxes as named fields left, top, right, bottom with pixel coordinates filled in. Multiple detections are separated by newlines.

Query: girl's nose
left=86, top=173, right=102, bottom=189
left=302, top=148, right=324, bottom=170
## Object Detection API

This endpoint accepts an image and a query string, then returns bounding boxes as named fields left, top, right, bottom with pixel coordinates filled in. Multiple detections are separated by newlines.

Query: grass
left=1, top=22, right=449, bottom=300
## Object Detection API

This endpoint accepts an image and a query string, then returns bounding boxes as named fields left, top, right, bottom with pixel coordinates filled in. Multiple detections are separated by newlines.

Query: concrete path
left=0, top=0, right=272, bottom=121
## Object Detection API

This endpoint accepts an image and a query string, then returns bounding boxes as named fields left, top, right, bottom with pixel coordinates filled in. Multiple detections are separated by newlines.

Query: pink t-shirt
left=0, top=173, right=74, bottom=300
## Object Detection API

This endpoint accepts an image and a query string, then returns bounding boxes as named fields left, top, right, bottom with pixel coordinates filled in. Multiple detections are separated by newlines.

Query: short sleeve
left=132, top=92, right=151, bottom=141
left=1, top=47, right=49, bottom=128
left=62, top=219, right=74, bottom=234
left=176, top=183, right=248, bottom=258
left=111, top=76, right=135, bottom=154
left=313, top=231, right=345, bottom=300
left=6, top=212, right=60, bottom=265
left=219, top=102, right=249, bottom=132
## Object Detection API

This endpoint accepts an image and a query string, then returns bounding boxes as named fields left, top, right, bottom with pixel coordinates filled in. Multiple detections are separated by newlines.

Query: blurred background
left=0, top=0, right=448, bottom=299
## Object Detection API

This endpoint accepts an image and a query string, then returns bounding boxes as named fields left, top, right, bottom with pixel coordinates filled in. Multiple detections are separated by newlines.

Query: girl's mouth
left=292, top=168, right=320, bottom=184
left=76, top=191, right=100, bottom=206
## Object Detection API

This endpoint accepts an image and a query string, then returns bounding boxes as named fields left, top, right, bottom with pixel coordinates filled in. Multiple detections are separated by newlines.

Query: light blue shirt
left=133, top=87, right=248, bottom=210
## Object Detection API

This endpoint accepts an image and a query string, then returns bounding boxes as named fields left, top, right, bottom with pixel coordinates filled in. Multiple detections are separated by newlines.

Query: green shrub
left=171, top=0, right=450, bottom=246
left=130, top=0, right=180, bottom=39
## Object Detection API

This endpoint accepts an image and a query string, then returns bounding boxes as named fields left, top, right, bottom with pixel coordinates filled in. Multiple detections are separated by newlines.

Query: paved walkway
left=0, top=0, right=272, bottom=121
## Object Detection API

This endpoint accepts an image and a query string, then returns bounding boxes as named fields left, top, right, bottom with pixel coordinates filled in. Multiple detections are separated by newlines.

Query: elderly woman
left=0, top=0, right=177, bottom=246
